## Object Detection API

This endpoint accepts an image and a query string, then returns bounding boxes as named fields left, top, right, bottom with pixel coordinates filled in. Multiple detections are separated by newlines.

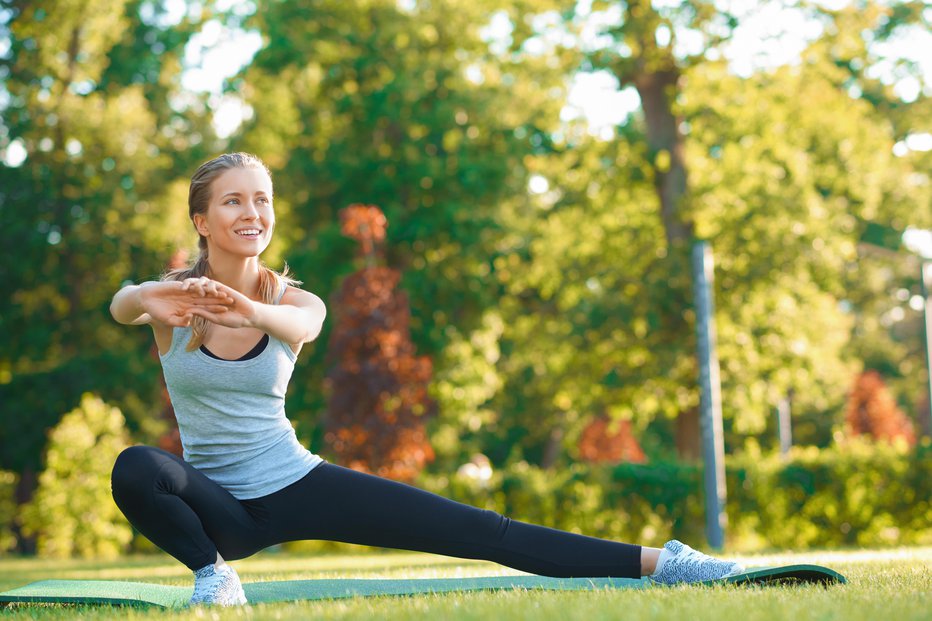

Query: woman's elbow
left=304, top=319, right=325, bottom=343
left=109, top=299, right=128, bottom=324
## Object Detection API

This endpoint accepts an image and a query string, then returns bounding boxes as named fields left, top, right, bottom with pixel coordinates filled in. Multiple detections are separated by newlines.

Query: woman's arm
left=251, top=288, right=327, bottom=346
left=110, top=282, right=158, bottom=325
left=110, top=280, right=234, bottom=326
left=183, top=282, right=327, bottom=347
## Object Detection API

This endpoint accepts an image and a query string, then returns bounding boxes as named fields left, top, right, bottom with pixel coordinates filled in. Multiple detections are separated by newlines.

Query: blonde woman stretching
left=109, top=153, right=743, bottom=607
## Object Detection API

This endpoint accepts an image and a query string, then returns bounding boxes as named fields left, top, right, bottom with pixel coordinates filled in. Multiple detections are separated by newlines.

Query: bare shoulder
left=281, top=286, right=326, bottom=313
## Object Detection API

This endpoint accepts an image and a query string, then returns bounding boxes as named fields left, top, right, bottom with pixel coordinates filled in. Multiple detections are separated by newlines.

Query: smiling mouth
left=236, top=229, right=263, bottom=238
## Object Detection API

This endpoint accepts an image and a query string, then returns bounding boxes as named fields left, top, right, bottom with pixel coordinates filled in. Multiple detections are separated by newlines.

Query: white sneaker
left=188, top=563, right=248, bottom=606
left=650, top=539, right=745, bottom=584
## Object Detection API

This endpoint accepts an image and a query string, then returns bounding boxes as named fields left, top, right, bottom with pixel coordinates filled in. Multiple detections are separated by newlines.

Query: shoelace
left=678, top=548, right=711, bottom=567
left=676, top=548, right=740, bottom=579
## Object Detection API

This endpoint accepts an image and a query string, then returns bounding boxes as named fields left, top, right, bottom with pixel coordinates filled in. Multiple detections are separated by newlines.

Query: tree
left=229, top=0, right=570, bottom=455
left=482, top=0, right=931, bottom=466
left=324, top=204, right=436, bottom=481
left=580, top=0, right=742, bottom=457
left=0, top=469, right=17, bottom=554
left=845, top=370, right=916, bottom=446
left=578, top=416, right=647, bottom=464
left=0, top=0, right=214, bottom=481
left=19, top=394, right=133, bottom=558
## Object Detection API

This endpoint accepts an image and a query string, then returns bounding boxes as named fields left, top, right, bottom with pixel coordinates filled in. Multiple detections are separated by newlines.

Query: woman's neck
left=207, top=255, right=262, bottom=299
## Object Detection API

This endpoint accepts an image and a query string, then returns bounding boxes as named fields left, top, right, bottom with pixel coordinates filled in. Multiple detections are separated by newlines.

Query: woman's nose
left=243, top=201, right=260, bottom=218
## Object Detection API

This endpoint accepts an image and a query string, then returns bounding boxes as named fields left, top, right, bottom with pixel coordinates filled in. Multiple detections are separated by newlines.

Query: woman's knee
left=111, top=445, right=171, bottom=494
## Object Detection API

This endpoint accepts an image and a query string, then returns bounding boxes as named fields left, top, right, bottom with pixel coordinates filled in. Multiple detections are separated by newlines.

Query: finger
left=187, top=307, right=221, bottom=324
left=209, top=282, right=228, bottom=300
left=187, top=295, right=231, bottom=306
left=203, top=287, right=234, bottom=305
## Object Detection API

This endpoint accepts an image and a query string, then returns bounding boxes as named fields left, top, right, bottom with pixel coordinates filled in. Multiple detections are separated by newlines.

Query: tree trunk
left=621, top=6, right=697, bottom=459
left=13, top=467, right=36, bottom=554
left=540, top=425, right=565, bottom=470
left=633, top=69, right=694, bottom=246
left=674, top=407, right=702, bottom=462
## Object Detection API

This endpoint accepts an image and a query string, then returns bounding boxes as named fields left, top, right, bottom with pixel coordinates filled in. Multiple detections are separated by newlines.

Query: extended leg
left=262, top=462, right=642, bottom=578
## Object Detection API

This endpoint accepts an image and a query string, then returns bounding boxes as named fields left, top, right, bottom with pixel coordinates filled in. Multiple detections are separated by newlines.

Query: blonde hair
left=163, top=152, right=300, bottom=351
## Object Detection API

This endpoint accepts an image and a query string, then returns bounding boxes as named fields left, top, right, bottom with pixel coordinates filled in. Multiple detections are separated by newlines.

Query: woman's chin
left=212, top=244, right=270, bottom=260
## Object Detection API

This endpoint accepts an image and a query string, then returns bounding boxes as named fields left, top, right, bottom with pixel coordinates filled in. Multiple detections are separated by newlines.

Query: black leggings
left=110, top=446, right=641, bottom=578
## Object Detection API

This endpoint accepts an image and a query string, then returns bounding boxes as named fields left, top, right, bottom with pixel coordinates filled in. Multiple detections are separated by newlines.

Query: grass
left=1, top=546, right=930, bottom=620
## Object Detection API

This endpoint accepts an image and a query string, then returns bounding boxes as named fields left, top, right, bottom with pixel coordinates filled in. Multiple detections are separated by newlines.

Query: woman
left=109, top=153, right=743, bottom=607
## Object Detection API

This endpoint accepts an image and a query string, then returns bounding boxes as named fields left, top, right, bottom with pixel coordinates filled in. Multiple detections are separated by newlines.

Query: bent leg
left=262, top=462, right=641, bottom=578
left=110, top=446, right=267, bottom=570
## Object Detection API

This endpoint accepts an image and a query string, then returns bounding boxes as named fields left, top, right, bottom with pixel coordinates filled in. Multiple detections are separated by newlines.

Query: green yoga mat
left=0, top=565, right=846, bottom=609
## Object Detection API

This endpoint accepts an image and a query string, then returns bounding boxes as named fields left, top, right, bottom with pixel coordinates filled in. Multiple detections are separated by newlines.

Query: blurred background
left=1, top=0, right=931, bottom=559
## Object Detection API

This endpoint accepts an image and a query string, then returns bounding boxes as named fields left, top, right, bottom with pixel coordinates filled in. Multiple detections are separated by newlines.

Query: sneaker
left=650, top=540, right=744, bottom=585
left=188, top=563, right=248, bottom=606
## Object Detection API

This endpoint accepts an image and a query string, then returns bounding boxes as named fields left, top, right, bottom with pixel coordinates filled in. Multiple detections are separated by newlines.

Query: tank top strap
left=275, top=279, right=287, bottom=305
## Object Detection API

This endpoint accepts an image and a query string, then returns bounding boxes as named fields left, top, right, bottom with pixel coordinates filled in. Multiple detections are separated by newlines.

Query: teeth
left=237, top=229, right=261, bottom=236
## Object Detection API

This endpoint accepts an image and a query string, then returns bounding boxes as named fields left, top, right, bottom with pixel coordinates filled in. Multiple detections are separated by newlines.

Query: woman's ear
left=193, top=214, right=210, bottom=238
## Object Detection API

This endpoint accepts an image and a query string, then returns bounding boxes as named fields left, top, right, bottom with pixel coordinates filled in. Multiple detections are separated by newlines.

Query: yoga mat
left=0, top=565, right=846, bottom=609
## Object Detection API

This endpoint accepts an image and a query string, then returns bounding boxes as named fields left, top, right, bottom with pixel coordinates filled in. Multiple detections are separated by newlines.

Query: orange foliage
left=578, top=416, right=647, bottom=464
left=845, top=370, right=916, bottom=447
left=325, top=205, right=435, bottom=482
left=340, top=203, right=387, bottom=257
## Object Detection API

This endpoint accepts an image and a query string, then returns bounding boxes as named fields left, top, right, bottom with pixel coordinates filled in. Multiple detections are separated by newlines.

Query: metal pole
left=777, top=396, right=792, bottom=459
left=922, top=261, right=932, bottom=436
left=691, top=240, right=727, bottom=549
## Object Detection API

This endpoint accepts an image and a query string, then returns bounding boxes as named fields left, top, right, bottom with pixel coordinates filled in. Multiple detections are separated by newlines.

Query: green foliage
left=19, top=394, right=133, bottom=559
left=0, top=0, right=216, bottom=471
left=729, top=440, right=932, bottom=549
left=429, top=310, right=505, bottom=470
left=2, top=0, right=931, bottom=542
left=0, top=469, right=17, bottom=554
left=232, top=0, right=572, bottom=450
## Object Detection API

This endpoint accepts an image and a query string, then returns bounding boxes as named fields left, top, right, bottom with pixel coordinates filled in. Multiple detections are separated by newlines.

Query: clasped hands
left=140, top=277, right=258, bottom=329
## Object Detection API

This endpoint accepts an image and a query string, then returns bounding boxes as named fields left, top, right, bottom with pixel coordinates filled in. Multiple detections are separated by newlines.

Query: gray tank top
left=158, top=288, right=323, bottom=500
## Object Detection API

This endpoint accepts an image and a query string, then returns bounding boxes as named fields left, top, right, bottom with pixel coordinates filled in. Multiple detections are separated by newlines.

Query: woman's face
left=194, top=166, right=275, bottom=259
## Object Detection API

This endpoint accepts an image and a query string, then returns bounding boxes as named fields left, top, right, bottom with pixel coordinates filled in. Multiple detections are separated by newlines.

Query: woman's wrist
left=136, top=281, right=163, bottom=312
left=112, top=282, right=153, bottom=324
left=243, top=299, right=265, bottom=330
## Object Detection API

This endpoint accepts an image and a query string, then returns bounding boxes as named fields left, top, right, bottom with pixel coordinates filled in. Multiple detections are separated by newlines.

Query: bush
left=844, top=371, right=916, bottom=446
left=19, top=394, right=133, bottom=558
left=0, top=469, right=17, bottom=553
left=419, top=440, right=932, bottom=550
left=728, top=439, right=932, bottom=548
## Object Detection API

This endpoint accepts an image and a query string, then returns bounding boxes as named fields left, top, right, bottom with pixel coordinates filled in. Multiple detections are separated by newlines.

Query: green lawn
left=1, top=546, right=929, bottom=620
